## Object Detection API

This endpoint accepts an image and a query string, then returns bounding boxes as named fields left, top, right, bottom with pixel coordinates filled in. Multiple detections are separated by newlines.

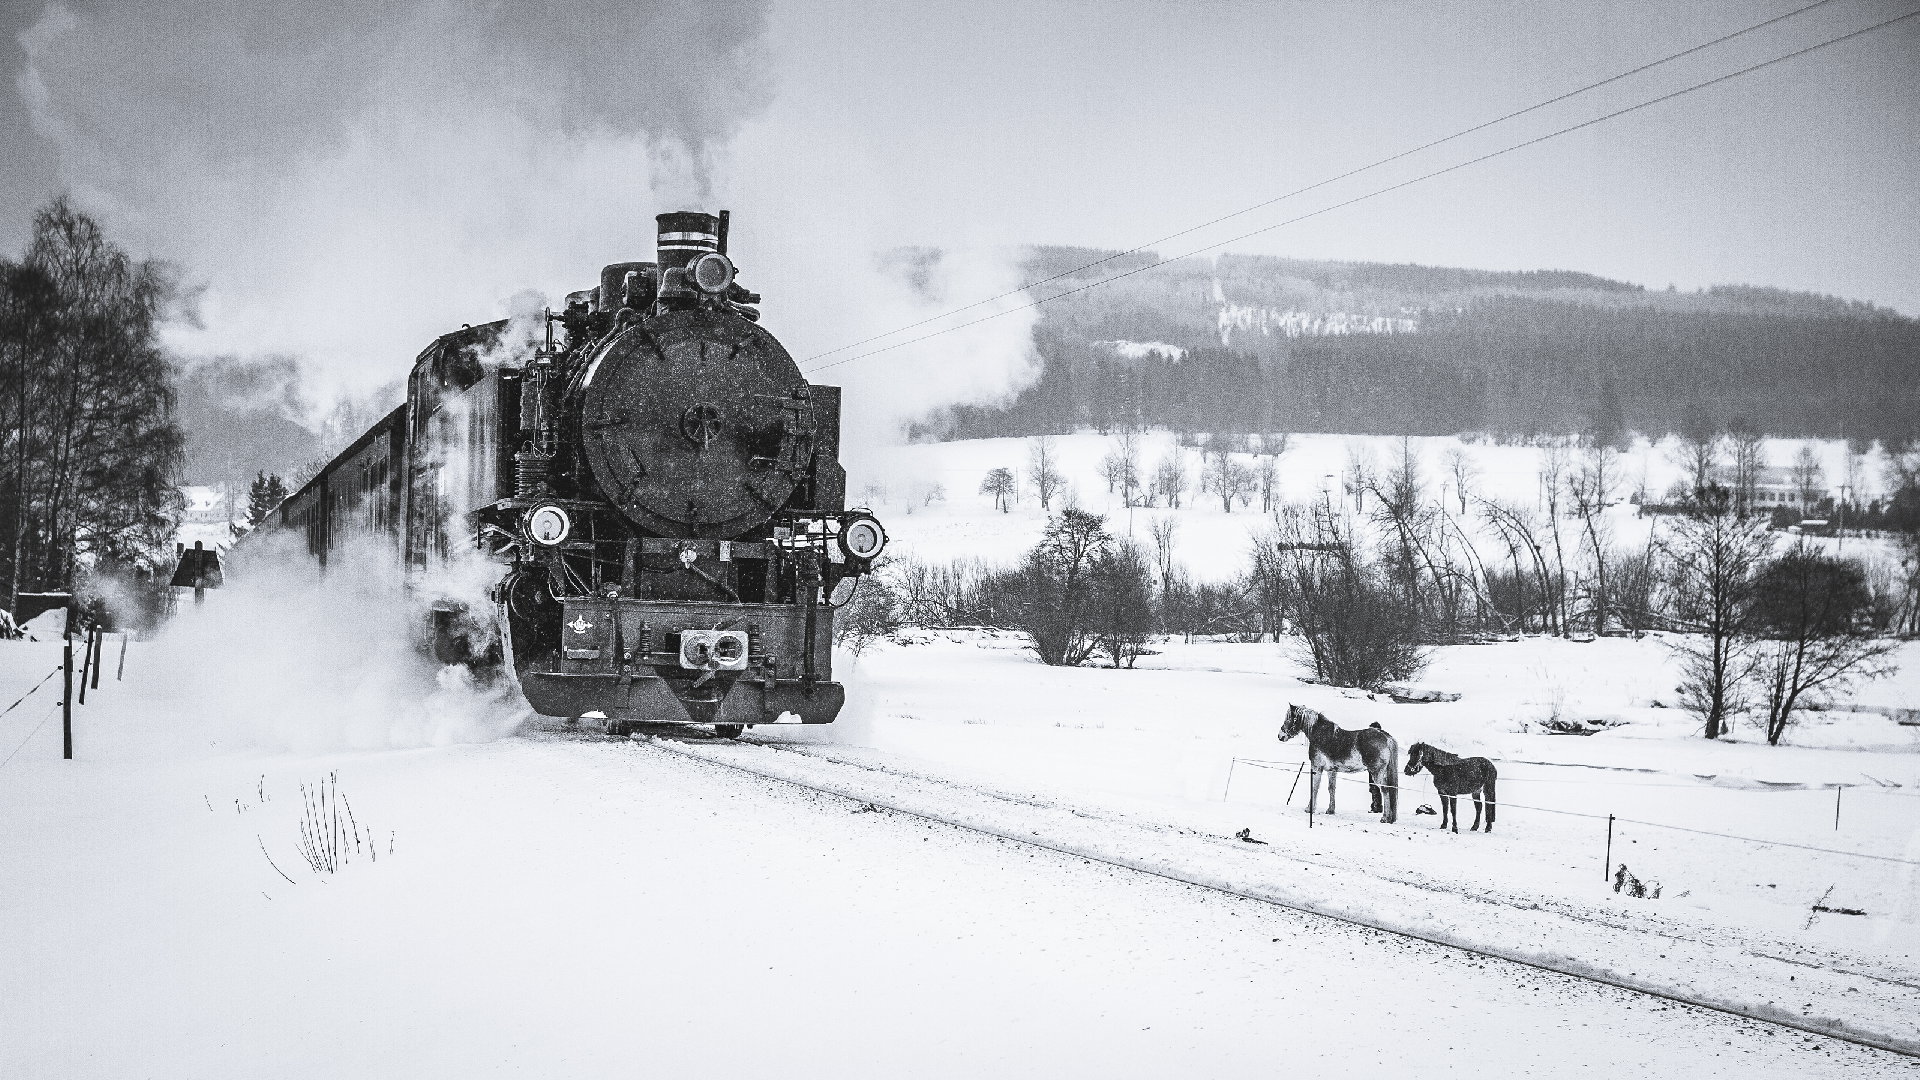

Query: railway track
left=621, top=730, right=1919, bottom=1061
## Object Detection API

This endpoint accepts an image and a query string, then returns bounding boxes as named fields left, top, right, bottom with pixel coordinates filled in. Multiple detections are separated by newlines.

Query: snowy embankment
left=717, top=630, right=1920, bottom=1053
left=0, top=647, right=1912, bottom=1078
left=9, top=644, right=1914, bottom=1077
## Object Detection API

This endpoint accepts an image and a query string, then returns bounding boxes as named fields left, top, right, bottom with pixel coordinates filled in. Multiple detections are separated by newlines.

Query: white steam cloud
left=126, top=534, right=525, bottom=754
left=17, top=0, right=1040, bottom=444
left=17, top=0, right=774, bottom=402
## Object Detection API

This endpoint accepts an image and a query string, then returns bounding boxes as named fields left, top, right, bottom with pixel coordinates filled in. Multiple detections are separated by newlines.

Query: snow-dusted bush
left=834, top=569, right=902, bottom=656
left=1251, top=503, right=1427, bottom=689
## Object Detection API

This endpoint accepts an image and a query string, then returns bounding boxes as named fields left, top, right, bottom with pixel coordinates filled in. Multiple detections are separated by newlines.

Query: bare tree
left=1027, top=435, right=1064, bottom=511
left=979, top=467, right=1016, bottom=512
left=1668, top=425, right=1723, bottom=506
left=1256, top=432, right=1290, bottom=513
left=1886, top=444, right=1920, bottom=635
left=1342, top=442, right=1375, bottom=512
left=1100, top=432, right=1143, bottom=507
left=1257, top=502, right=1426, bottom=688
left=1092, top=539, right=1155, bottom=668
left=1255, top=455, right=1279, bottom=513
left=1152, top=452, right=1188, bottom=509
left=1477, top=497, right=1561, bottom=635
left=2, top=199, right=184, bottom=613
left=1726, top=419, right=1765, bottom=518
left=1747, top=547, right=1897, bottom=745
left=1568, top=442, right=1619, bottom=632
left=1148, top=514, right=1179, bottom=603
left=1539, top=439, right=1573, bottom=634
left=1207, top=451, right=1254, bottom=512
left=1789, top=444, right=1825, bottom=511
left=1658, top=486, right=1774, bottom=739
left=1442, top=444, right=1478, bottom=514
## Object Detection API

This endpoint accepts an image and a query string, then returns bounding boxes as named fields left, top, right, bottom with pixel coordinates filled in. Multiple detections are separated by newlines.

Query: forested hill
left=910, top=248, right=1920, bottom=443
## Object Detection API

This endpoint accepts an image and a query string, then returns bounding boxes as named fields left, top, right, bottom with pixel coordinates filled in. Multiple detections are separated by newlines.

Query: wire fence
left=0, top=699, right=64, bottom=773
left=1226, top=754, right=1920, bottom=869
left=0, top=631, right=131, bottom=773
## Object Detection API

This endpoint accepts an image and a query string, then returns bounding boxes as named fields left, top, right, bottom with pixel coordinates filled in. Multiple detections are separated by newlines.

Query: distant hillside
left=911, top=248, right=1920, bottom=442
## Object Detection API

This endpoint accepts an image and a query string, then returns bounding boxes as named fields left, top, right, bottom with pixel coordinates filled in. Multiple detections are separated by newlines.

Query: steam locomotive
left=260, top=211, right=885, bottom=737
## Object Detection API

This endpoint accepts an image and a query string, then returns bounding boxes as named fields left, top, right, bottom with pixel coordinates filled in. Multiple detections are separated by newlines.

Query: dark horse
left=1278, top=704, right=1399, bottom=823
left=1404, top=743, right=1497, bottom=833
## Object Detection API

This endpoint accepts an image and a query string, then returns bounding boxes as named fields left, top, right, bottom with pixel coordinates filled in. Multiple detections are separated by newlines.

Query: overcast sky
left=2, top=0, right=1916, bottom=404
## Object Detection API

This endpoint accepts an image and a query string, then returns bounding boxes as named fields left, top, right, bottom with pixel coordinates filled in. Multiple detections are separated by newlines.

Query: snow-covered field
left=851, top=431, right=1898, bottom=580
left=4, top=431, right=1917, bottom=1074
left=2, top=632, right=1915, bottom=1076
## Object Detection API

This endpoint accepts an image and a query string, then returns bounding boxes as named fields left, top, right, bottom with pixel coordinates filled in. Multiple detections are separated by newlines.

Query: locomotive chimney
left=655, top=210, right=733, bottom=310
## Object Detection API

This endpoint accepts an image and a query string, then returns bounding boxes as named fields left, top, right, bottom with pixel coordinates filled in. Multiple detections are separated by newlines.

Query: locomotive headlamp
left=687, top=251, right=736, bottom=295
left=526, top=505, right=572, bottom=546
left=837, top=514, right=887, bottom=561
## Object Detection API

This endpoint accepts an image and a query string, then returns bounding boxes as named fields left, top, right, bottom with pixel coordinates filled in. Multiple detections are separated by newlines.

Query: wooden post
left=1604, top=814, right=1615, bottom=883
left=1285, top=761, right=1305, bottom=806
left=89, top=625, right=102, bottom=691
left=116, top=633, right=127, bottom=681
left=1834, top=785, right=1842, bottom=831
left=62, top=637, right=72, bottom=760
left=1223, top=757, right=1239, bottom=800
left=77, top=627, right=92, bottom=705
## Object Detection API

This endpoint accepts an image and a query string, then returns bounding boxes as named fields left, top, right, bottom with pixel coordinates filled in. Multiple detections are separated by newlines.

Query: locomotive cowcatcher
left=262, top=211, right=886, bottom=737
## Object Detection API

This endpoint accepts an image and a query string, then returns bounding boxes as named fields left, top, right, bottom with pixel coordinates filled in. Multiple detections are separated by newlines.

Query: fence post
left=117, top=633, right=127, bottom=681
left=76, top=627, right=91, bottom=705
left=1834, top=785, right=1842, bottom=831
left=1604, top=814, right=1615, bottom=883
left=62, top=638, right=73, bottom=761
left=1224, top=757, right=1239, bottom=800
left=1285, top=761, right=1305, bottom=806
left=89, top=626, right=102, bottom=691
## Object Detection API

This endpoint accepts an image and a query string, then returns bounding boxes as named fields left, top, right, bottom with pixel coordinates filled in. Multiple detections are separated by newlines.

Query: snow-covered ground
left=1, top=632, right=1913, bottom=1077
left=3, top=431, right=1915, bottom=1073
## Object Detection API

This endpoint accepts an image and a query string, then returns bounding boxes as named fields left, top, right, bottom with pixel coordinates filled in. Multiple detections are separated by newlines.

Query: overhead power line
left=805, top=6, right=1919, bottom=377
left=800, top=0, right=1843, bottom=367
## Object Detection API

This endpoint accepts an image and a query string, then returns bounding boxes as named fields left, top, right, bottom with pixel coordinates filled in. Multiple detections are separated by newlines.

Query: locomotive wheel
left=712, top=724, right=744, bottom=740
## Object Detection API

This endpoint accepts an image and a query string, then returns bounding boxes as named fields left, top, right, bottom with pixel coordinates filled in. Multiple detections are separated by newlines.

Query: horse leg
left=1307, top=766, right=1322, bottom=815
left=1446, top=795, right=1459, bottom=833
left=1484, top=776, right=1496, bottom=833
left=1470, top=792, right=1483, bottom=831
left=1369, top=778, right=1383, bottom=814
left=1326, top=770, right=1336, bottom=815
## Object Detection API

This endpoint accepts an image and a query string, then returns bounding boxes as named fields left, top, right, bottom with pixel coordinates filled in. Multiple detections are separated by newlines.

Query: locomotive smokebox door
left=575, top=310, right=817, bottom=537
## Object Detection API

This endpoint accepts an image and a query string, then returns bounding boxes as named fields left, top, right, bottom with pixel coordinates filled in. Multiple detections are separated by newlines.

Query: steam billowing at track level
left=249, top=211, right=887, bottom=737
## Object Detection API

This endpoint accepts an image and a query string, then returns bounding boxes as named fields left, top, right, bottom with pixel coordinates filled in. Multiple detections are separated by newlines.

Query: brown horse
left=1278, top=704, right=1399, bottom=823
left=1404, top=742, right=1497, bottom=833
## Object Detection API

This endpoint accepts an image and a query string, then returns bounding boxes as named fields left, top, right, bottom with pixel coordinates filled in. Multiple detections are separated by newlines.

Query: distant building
left=1716, top=465, right=1824, bottom=512
left=180, top=484, right=237, bottom=526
